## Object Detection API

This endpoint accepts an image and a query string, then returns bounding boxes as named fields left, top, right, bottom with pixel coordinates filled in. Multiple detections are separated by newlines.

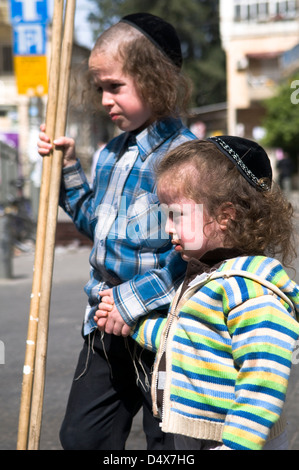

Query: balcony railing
left=247, top=74, right=280, bottom=100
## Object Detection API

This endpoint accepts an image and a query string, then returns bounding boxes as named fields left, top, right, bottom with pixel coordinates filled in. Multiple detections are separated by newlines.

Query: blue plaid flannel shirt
left=60, top=118, right=195, bottom=335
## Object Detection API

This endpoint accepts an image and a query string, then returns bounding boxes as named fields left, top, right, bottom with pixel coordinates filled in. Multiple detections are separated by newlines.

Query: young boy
left=38, top=13, right=195, bottom=449
left=96, top=137, right=299, bottom=450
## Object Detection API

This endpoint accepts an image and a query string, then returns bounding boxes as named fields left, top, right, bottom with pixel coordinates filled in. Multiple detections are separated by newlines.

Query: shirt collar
left=128, top=118, right=183, bottom=161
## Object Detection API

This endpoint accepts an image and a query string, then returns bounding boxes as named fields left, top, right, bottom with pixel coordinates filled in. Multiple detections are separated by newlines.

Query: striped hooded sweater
left=131, top=253, right=299, bottom=450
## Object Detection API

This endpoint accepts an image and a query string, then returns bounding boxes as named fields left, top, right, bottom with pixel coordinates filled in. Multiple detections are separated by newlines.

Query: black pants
left=59, top=329, right=174, bottom=450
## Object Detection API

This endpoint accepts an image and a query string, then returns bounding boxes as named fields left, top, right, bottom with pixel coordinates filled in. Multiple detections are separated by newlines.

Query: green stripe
left=174, top=329, right=231, bottom=352
left=233, top=343, right=292, bottom=362
left=222, top=430, right=262, bottom=450
left=172, top=358, right=237, bottom=381
left=170, top=385, right=233, bottom=409
left=181, top=303, right=223, bottom=325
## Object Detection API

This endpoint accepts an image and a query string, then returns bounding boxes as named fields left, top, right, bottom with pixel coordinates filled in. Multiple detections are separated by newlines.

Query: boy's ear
left=217, top=203, right=236, bottom=231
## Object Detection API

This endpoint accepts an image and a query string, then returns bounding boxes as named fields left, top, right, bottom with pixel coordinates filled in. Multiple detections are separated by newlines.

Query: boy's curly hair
left=156, top=139, right=297, bottom=266
left=87, top=21, right=192, bottom=120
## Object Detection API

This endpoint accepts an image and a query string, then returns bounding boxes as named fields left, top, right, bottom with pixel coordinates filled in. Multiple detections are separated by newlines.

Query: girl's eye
left=173, top=210, right=182, bottom=220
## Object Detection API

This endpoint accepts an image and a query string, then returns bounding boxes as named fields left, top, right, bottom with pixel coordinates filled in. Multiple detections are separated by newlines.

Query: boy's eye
left=93, top=83, right=102, bottom=94
left=111, top=83, right=122, bottom=91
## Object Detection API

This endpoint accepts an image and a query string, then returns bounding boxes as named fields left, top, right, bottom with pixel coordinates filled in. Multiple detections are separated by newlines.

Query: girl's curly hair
left=156, top=139, right=297, bottom=266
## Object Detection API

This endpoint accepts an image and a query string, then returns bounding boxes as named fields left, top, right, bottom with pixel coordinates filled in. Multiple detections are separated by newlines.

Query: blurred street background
left=1, top=0, right=299, bottom=451
left=0, top=243, right=148, bottom=450
left=0, top=193, right=298, bottom=450
left=1, top=0, right=299, bottom=221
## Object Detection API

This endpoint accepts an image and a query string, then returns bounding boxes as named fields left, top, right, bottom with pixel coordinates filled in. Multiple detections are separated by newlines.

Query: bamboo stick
left=16, top=0, right=65, bottom=450
left=27, top=0, right=76, bottom=450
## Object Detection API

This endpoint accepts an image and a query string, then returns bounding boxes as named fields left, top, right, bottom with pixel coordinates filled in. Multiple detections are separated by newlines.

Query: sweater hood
left=217, top=256, right=299, bottom=320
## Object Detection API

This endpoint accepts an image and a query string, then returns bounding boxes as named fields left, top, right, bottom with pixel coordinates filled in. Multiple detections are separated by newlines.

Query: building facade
left=0, top=0, right=111, bottom=217
left=220, top=0, right=299, bottom=138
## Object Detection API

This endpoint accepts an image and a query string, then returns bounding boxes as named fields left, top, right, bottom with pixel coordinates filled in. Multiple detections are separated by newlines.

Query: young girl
left=96, top=137, right=299, bottom=450
left=38, top=13, right=195, bottom=450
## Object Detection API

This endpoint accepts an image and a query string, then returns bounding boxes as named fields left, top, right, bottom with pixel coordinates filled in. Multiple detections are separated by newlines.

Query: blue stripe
left=171, top=408, right=224, bottom=423
left=172, top=378, right=235, bottom=401
left=227, top=409, right=273, bottom=428
left=239, top=256, right=254, bottom=271
left=222, top=280, right=236, bottom=308
left=171, top=394, right=228, bottom=415
left=228, top=295, right=291, bottom=320
left=233, top=334, right=293, bottom=352
left=151, top=316, right=164, bottom=348
left=235, top=351, right=291, bottom=368
left=172, top=365, right=236, bottom=386
left=222, top=439, right=250, bottom=450
left=254, top=257, right=273, bottom=276
left=240, top=366, right=289, bottom=381
left=269, top=263, right=285, bottom=279
left=184, top=297, right=223, bottom=313
left=173, top=335, right=232, bottom=359
left=236, top=396, right=282, bottom=415
left=176, top=315, right=230, bottom=338
left=200, top=285, right=223, bottom=301
left=225, top=419, right=267, bottom=440
left=172, top=347, right=235, bottom=370
left=234, top=320, right=299, bottom=341
left=236, top=276, right=251, bottom=302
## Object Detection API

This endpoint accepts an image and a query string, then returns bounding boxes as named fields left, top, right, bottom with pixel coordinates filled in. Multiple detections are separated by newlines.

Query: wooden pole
left=27, top=0, right=76, bottom=450
left=16, top=0, right=64, bottom=450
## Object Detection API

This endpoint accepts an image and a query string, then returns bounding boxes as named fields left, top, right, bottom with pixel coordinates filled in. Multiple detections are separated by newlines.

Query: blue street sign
left=13, top=23, right=47, bottom=55
left=10, top=0, right=48, bottom=24
left=10, top=0, right=49, bottom=94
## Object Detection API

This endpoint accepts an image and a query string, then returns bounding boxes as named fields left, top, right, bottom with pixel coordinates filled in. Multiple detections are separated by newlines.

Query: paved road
left=0, top=246, right=146, bottom=450
left=1, top=201, right=299, bottom=450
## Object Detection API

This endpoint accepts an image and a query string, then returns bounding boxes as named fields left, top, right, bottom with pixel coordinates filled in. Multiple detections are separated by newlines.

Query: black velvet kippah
left=120, top=12, right=183, bottom=68
left=207, top=136, right=272, bottom=191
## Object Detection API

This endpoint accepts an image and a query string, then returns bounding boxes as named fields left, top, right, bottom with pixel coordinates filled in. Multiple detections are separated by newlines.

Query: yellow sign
left=14, top=55, right=48, bottom=95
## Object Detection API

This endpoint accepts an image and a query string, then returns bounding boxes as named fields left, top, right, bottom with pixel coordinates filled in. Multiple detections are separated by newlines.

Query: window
left=234, top=0, right=298, bottom=21
left=0, top=45, right=13, bottom=74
